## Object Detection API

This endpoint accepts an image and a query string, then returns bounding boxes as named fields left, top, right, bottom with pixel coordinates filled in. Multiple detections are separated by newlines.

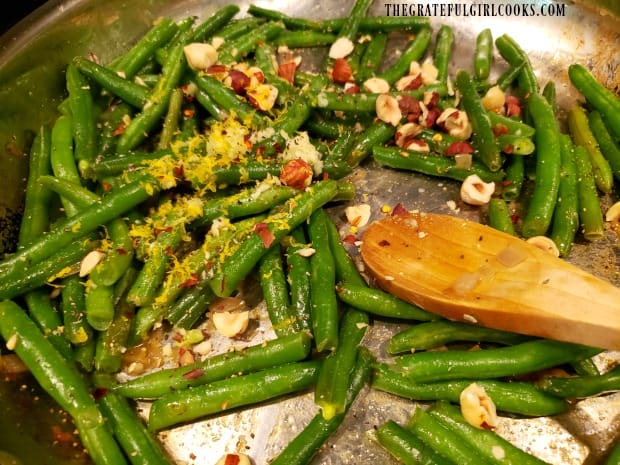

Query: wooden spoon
left=360, top=211, right=620, bottom=350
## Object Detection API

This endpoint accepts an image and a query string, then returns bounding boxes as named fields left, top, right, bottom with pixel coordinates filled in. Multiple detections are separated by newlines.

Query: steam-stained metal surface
left=0, top=0, right=619, bottom=464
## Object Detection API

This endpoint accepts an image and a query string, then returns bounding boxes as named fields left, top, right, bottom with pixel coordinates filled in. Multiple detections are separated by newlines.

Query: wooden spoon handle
left=360, top=212, right=620, bottom=350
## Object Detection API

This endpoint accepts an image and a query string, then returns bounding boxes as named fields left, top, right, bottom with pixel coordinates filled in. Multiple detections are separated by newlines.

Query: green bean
left=345, top=121, right=396, bottom=167
left=407, top=406, right=495, bottom=465
left=0, top=172, right=158, bottom=280
left=568, top=63, right=620, bottom=140
left=61, top=274, right=94, bottom=346
left=309, top=84, right=447, bottom=113
left=284, top=227, right=313, bottom=332
left=274, top=30, right=337, bottom=48
left=520, top=92, right=562, bottom=237
left=96, top=102, right=133, bottom=159
left=588, top=109, right=620, bottom=182
left=188, top=4, right=241, bottom=43
left=334, top=0, right=372, bottom=43
left=209, top=180, right=339, bottom=298
left=112, top=18, right=178, bottom=78
left=249, top=5, right=430, bottom=33
left=85, top=281, right=115, bottom=331
left=0, top=300, right=126, bottom=465
left=66, top=62, right=98, bottom=170
left=455, top=69, right=502, bottom=172
left=90, top=218, right=134, bottom=287
left=118, top=37, right=187, bottom=152
left=574, top=144, right=605, bottom=240
left=88, top=150, right=171, bottom=178
left=375, top=419, right=455, bottom=465
left=324, top=214, right=366, bottom=287
left=496, top=134, right=535, bottom=155
left=357, top=33, right=388, bottom=82
left=212, top=17, right=265, bottom=41
left=394, top=339, right=601, bottom=383
left=157, top=87, right=184, bottom=150
left=434, top=25, right=454, bottom=85
left=268, top=347, right=375, bottom=465
left=117, top=331, right=311, bottom=399
left=315, top=308, right=369, bottom=419
left=0, top=234, right=99, bottom=300
left=538, top=365, right=620, bottom=398
left=148, top=360, right=320, bottom=431
left=19, top=125, right=53, bottom=246
left=247, top=4, right=326, bottom=31
left=486, top=110, right=535, bottom=138
left=306, top=208, right=340, bottom=353
left=487, top=198, right=516, bottom=235
left=550, top=134, right=580, bottom=257
left=259, top=245, right=300, bottom=336
left=570, top=357, right=600, bottom=377
left=164, top=281, right=216, bottom=329
left=377, top=27, right=432, bottom=85
left=193, top=74, right=263, bottom=129
left=50, top=114, right=81, bottom=217
left=217, top=21, right=284, bottom=64
left=495, top=60, right=525, bottom=91
left=429, top=401, right=549, bottom=465
left=372, top=146, right=505, bottom=183
left=388, top=320, right=529, bottom=355
left=495, top=33, right=539, bottom=96
left=567, top=105, right=614, bottom=194
left=98, top=391, right=173, bottom=465
left=73, top=56, right=150, bottom=108
left=94, top=268, right=135, bottom=373
left=542, top=80, right=557, bottom=112
left=474, top=28, right=493, bottom=81
left=501, top=155, right=524, bottom=200
left=24, top=288, right=73, bottom=359
left=336, top=282, right=436, bottom=321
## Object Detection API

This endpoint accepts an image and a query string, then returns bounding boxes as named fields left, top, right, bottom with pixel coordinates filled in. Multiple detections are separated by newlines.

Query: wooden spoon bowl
left=360, top=211, right=620, bottom=350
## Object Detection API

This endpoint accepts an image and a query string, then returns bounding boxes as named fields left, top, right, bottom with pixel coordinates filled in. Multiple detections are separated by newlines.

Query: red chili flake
left=112, top=122, right=126, bottom=136
left=391, top=203, right=408, bottom=216
left=172, top=333, right=184, bottom=342
left=492, top=123, right=510, bottom=137
left=343, top=234, right=357, bottom=244
left=51, top=425, right=74, bottom=443
left=224, top=454, right=241, bottom=465
left=510, top=214, right=520, bottom=224
left=501, top=180, right=513, bottom=187
left=204, top=261, right=214, bottom=270
left=445, top=141, right=475, bottom=156
left=166, top=246, right=175, bottom=256
left=182, top=368, right=205, bottom=380
left=116, top=248, right=128, bottom=255
left=378, top=239, right=391, bottom=247
left=101, top=181, right=113, bottom=192
left=254, top=222, right=275, bottom=248
left=154, top=226, right=174, bottom=236
left=278, top=61, right=297, bottom=84
left=322, top=172, right=330, bottom=180
left=93, top=387, right=108, bottom=400
left=178, top=347, right=186, bottom=356
left=279, top=158, right=313, bottom=190
left=173, top=164, right=185, bottom=179
left=183, top=108, right=196, bottom=118
left=179, top=273, right=199, bottom=288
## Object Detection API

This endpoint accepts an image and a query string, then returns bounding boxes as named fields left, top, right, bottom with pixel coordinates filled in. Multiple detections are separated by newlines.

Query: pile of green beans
left=0, top=1, right=618, bottom=464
